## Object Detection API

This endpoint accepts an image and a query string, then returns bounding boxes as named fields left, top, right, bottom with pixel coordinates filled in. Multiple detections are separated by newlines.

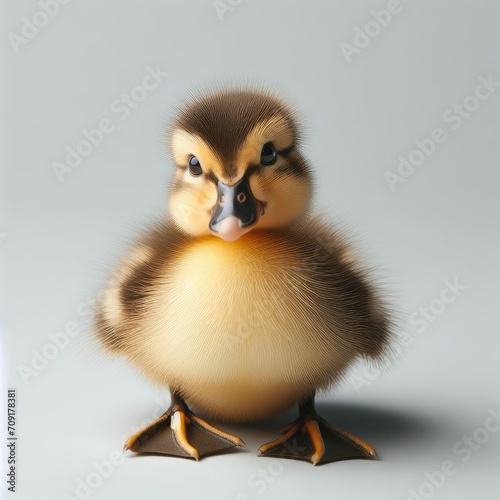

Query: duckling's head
left=168, top=88, right=312, bottom=241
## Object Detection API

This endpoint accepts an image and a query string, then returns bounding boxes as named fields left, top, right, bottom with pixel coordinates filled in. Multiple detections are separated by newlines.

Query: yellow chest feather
left=130, top=233, right=351, bottom=421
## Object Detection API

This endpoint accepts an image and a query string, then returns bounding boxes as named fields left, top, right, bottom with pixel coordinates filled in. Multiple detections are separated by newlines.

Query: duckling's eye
left=188, top=156, right=203, bottom=176
left=260, top=142, right=277, bottom=166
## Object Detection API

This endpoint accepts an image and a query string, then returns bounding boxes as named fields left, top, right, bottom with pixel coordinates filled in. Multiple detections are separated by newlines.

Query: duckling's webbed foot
left=123, top=392, right=244, bottom=460
left=257, top=393, right=378, bottom=465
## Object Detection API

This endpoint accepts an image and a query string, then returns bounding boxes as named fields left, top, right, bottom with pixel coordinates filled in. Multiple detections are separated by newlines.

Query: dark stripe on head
left=205, top=171, right=219, bottom=186
left=275, top=156, right=310, bottom=177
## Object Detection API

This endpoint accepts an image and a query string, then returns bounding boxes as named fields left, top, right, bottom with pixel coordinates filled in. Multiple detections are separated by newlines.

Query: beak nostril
left=210, top=176, right=260, bottom=235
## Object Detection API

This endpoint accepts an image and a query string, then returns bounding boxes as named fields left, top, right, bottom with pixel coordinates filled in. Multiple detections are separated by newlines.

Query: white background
left=1, top=1, right=499, bottom=499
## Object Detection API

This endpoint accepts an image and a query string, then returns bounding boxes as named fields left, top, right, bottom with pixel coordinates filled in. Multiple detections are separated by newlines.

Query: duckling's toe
left=258, top=414, right=378, bottom=465
left=123, top=396, right=243, bottom=460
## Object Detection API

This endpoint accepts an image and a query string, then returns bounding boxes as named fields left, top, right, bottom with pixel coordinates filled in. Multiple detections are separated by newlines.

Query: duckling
left=95, top=87, right=392, bottom=465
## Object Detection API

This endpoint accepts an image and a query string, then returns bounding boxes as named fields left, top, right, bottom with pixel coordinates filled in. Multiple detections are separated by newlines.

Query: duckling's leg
left=258, top=392, right=378, bottom=465
left=123, top=392, right=244, bottom=460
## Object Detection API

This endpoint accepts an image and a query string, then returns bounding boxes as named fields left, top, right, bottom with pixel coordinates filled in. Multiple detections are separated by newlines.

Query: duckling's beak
left=209, top=176, right=263, bottom=242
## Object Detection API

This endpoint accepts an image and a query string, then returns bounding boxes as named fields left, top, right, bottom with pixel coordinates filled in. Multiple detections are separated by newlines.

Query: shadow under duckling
left=95, top=88, right=393, bottom=465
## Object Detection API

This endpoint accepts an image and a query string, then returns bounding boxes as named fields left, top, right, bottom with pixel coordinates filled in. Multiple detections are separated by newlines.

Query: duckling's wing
left=94, top=219, right=189, bottom=355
